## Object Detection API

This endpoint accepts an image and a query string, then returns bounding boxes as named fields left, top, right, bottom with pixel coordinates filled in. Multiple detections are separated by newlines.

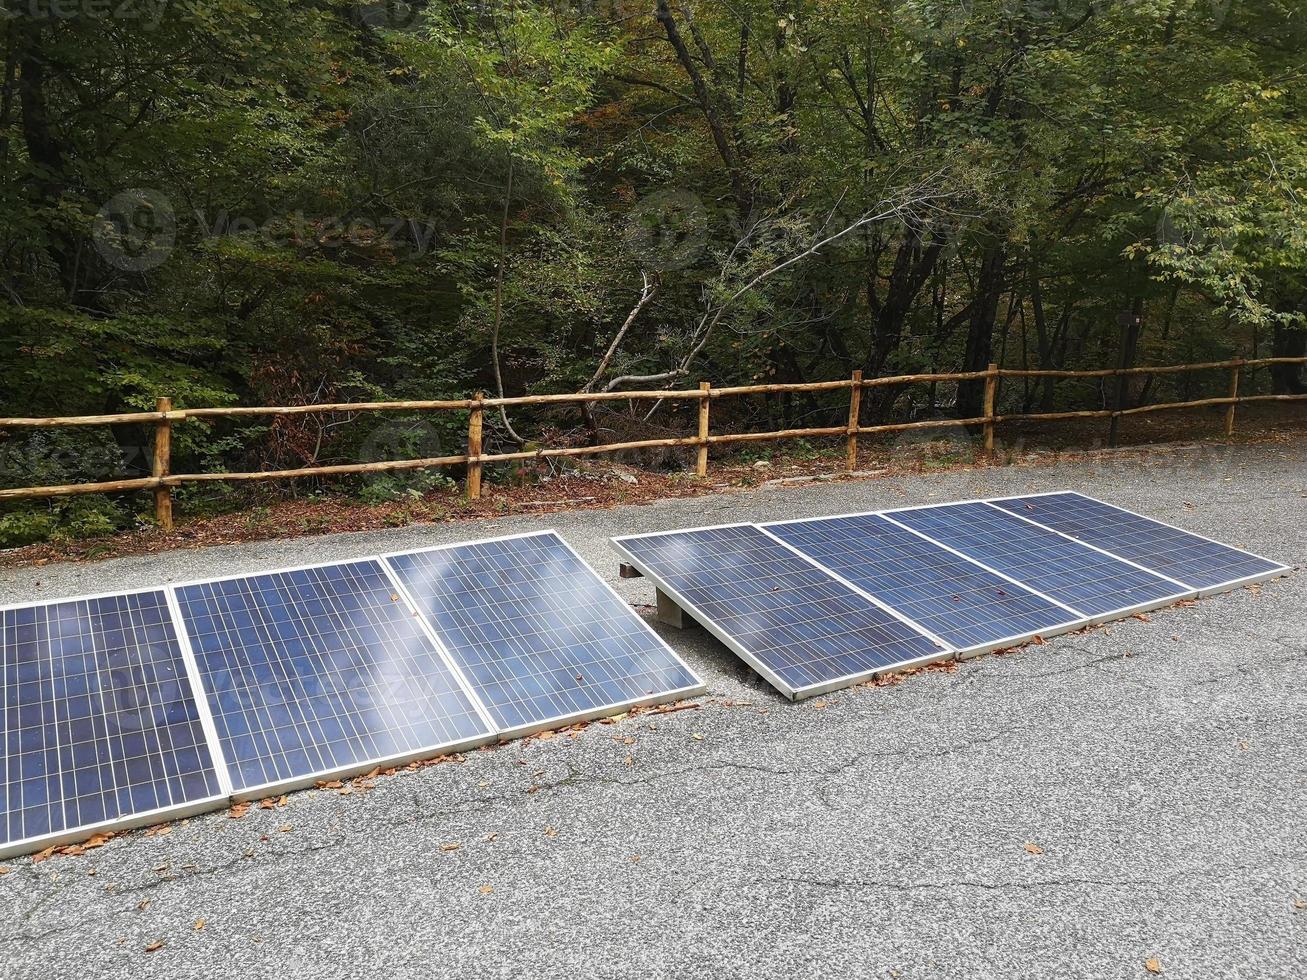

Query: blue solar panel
left=762, top=514, right=1085, bottom=654
left=988, top=493, right=1289, bottom=593
left=1, top=590, right=223, bottom=855
left=385, top=532, right=705, bottom=735
left=611, top=524, right=950, bottom=698
left=886, top=503, right=1192, bottom=619
left=174, top=560, right=492, bottom=795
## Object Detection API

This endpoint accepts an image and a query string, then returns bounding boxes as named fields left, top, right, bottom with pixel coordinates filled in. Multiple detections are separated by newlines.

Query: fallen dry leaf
left=194, top=919, right=206, bottom=931
left=1292, top=897, right=1306, bottom=911
left=543, top=826, right=558, bottom=839
left=630, top=855, right=641, bottom=863
left=1030, top=635, right=1048, bottom=646
left=536, top=730, right=556, bottom=741
left=0, top=866, right=10, bottom=876
left=812, top=701, right=828, bottom=709
left=691, top=733, right=704, bottom=741
left=315, top=780, right=343, bottom=790
left=440, top=842, right=460, bottom=853
left=1145, top=957, right=1162, bottom=974
left=31, top=845, right=57, bottom=864
left=1023, top=842, right=1045, bottom=855
left=478, top=885, right=493, bottom=895
left=144, top=940, right=164, bottom=953
left=1132, top=613, right=1151, bottom=623
left=259, top=799, right=277, bottom=809
left=278, top=824, right=293, bottom=833
left=143, top=824, right=171, bottom=838
left=623, top=755, right=634, bottom=768
left=228, top=802, right=250, bottom=819
left=137, top=899, right=150, bottom=911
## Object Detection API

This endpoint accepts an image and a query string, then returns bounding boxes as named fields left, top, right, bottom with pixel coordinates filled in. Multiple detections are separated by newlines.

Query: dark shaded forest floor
left=2, top=405, right=1303, bottom=570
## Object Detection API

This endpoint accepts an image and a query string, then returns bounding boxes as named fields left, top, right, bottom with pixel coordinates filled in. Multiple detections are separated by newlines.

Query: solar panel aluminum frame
left=0, top=586, right=230, bottom=860
left=167, top=556, right=499, bottom=802
left=609, top=523, right=956, bottom=701
left=876, top=500, right=1198, bottom=624
left=381, top=530, right=708, bottom=741
left=981, top=491, right=1293, bottom=597
left=758, top=514, right=1088, bottom=659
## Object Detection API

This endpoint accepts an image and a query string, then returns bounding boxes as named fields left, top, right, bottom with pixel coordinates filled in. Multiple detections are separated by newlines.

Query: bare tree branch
left=584, top=272, right=659, bottom=393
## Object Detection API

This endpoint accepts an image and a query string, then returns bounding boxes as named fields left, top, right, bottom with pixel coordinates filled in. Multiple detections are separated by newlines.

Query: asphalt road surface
left=1, top=439, right=1303, bottom=979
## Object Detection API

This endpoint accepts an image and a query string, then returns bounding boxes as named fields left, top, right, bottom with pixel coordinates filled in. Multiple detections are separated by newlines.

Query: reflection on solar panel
left=385, top=532, right=705, bottom=736
left=610, top=524, right=951, bottom=699
left=762, top=513, right=1085, bottom=656
left=174, top=560, right=493, bottom=796
left=1, top=590, right=224, bottom=858
left=885, top=502, right=1193, bottom=620
left=987, top=492, right=1290, bottom=595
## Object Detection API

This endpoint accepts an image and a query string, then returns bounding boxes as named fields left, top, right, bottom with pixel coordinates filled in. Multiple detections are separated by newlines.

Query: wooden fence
left=1, top=357, right=1304, bottom=531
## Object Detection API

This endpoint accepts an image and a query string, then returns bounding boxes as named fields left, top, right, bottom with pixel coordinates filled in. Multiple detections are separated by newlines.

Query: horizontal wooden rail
left=0, top=357, right=1302, bottom=516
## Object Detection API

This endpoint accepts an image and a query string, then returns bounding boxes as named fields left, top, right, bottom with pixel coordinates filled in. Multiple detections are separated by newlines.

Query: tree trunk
left=957, top=243, right=1005, bottom=418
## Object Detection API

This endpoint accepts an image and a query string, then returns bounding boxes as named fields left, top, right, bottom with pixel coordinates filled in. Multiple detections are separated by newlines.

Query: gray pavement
left=0, top=439, right=1304, bottom=979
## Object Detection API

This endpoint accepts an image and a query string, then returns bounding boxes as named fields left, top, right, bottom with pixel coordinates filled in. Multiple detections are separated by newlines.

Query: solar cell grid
left=386, top=532, right=705, bottom=735
left=986, top=492, right=1289, bottom=594
left=175, top=560, right=493, bottom=796
left=611, top=524, right=950, bottom=698
left=1, top=590, right=223, bottom=856
left=884, top=502, right=1193, bottom=619
left=761, top=513, right=1085, bottom=654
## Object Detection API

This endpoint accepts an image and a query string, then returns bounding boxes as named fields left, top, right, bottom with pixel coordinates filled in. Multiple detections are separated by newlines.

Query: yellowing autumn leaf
left=1145, top=958, right=1162, bottom=974
left=194, top=919, right=206, bottom=931
left=478, top=885, right=494, bottom=895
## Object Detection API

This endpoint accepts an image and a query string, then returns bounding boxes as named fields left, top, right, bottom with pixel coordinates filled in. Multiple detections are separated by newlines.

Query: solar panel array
left=0, top=530, right=704, bottom=857
left=0, top=496, right=1287, bottom=855
left=612, top=493, right=1287, bottom=700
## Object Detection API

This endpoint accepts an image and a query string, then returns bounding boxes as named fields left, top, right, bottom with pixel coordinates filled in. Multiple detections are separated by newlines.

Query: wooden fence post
left=846, top=370, right=862, bottom=472
left=1225, top=360, right=1242, bottom=436
left=695, top=382, right=711, bottom=477
left=466, top=392, right=484, bottom=499
left=982, top=363, right=998, bottom=456
left=152, top=397, right=173, bottom=530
